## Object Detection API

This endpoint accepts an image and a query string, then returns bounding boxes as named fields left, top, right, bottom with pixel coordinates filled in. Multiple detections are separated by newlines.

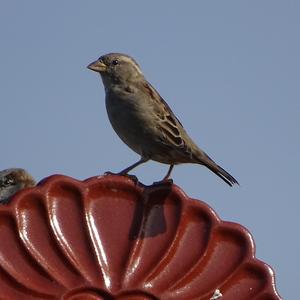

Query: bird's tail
left=198, top=154, right=239, bottom=187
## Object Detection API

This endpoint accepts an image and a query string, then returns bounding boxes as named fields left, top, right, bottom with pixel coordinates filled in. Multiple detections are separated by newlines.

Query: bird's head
left=87, top=53, right=144, bottom=87
left=0, top=168, right=35, bottom=204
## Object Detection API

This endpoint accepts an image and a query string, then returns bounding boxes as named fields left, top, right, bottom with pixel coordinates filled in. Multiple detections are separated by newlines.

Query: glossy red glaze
left=0, top=174, right=281, bottom=299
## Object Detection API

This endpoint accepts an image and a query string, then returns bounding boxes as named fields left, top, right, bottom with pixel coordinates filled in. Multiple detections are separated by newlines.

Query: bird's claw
left=123, top=173, right=139, bottom=183
left=152, top=178, right=173, bottom=186
left=104, top=171, right=116, bottom=176
left=104, top=171, right=139, bottom=184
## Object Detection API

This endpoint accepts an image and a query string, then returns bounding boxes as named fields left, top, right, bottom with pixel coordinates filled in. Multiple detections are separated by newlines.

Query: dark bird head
left=87, top=53, right=144, bottom=87
left=0, top=168, right=35, bottom=204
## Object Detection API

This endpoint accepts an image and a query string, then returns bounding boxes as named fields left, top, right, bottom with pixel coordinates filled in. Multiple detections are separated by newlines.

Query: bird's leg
left=163, top=164, right=174, bottom=181
left=118, top=157, right=149, bottom=175
left=105, top=157, right=149, bottom=182
left=153, top=164, right=174, bottom=186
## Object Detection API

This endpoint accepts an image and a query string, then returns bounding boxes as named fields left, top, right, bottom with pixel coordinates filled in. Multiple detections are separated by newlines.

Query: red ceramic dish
left=0, top=174, right=281, bottom=299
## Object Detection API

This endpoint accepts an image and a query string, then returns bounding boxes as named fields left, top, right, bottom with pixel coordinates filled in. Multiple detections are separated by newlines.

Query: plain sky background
left=1, top=1, right=299, bottom=298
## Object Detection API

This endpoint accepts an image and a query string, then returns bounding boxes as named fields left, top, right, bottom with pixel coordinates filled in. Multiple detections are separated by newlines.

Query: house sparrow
left=87, top=53, right=239, bottom=186
left=0, top=168, right=35, bottom=204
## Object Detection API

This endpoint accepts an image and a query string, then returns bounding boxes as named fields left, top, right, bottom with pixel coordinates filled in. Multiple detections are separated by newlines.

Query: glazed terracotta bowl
left=0, top=175, right=281, bottom=299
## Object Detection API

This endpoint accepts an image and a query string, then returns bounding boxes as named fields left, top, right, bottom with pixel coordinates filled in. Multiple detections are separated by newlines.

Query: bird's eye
left=0, top=177, right=15, bottom=187
left=112, top=60, right=119, bottom=66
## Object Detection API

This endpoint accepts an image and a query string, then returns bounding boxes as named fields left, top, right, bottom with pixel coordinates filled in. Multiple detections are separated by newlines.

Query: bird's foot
left=104, top=171, right=117, bottom=176
left=104, top=171, right=139, bottom=183
left=152, top=178, right=173, bottom=186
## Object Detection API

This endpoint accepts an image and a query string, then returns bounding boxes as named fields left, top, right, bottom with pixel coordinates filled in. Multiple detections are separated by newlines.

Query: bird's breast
left=105, top=92, right=155, bottom=156
left=104, top=88, right=182, bottom=162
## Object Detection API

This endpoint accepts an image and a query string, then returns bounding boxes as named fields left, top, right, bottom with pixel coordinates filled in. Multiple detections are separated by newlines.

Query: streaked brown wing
left=143, top=82, right=192, bottom=156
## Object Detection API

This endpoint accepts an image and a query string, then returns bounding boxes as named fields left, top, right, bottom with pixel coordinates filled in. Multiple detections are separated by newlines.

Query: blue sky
left=1, top=1, right=299, bottom=298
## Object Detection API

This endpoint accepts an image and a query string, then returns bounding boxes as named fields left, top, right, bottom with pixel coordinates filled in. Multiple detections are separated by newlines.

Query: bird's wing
left=145, top=83, right=183, bottom=124
left=143, top=82, right=192, bottom=155
left=141, top=83, right=239, bottom=186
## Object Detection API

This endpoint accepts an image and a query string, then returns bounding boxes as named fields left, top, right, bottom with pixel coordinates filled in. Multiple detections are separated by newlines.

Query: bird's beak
left=87, top=60, right=107, bottom=73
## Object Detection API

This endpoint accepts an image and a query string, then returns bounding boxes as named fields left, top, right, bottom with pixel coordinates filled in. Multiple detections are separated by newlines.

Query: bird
left=87, top=53, right=239, bottom=186
left=0, top=168, right=35, bottom=204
